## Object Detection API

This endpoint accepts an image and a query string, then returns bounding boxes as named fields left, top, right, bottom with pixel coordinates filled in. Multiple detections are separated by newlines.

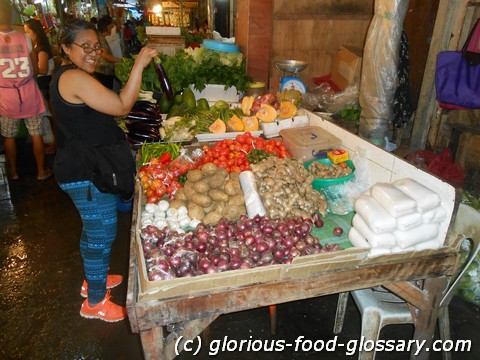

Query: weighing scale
left=275, top=60, right=308, bottom=93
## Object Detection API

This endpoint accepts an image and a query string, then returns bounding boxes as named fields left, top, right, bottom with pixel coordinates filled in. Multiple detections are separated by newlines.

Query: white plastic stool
left=334, top=203, right=480, bottom=360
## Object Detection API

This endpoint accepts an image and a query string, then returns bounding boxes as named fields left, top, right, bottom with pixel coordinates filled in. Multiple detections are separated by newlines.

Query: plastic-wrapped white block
left=422, top=208, right=437, bottom=223
left=348, top=227, right=371, bottom=248
left=432, top=206, right=447, bottom=223
left=393, top=178, right=441, bottom=213
left=396, top=212, right=423, bottom=231
left=352, top=214, right=396, bottom=248
left=371, top=182, right=417, bottom=217
left=422, top=206, right=448, bottom=224
left=414, top=238, right=442, bottom=251
left=354, top=194, right=397, bottom=234
left=394, top=223, right=439, bottom=248
left=239, top=171, right=266, bottom=218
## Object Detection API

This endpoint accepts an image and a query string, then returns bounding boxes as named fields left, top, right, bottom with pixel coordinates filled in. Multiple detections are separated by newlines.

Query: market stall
left=125, top=110, right=460, bottom=360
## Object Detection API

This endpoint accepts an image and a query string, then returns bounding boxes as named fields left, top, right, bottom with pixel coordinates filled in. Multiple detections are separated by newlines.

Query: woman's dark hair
left=57, top=19, right=97, bottom=59
left=97, top=15, right=113, bottom=34
left=25, top=19, right=51, bottom=50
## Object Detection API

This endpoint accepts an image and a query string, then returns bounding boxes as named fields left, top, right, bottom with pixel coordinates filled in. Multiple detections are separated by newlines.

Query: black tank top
left=50, top=64, right=126, bottom=183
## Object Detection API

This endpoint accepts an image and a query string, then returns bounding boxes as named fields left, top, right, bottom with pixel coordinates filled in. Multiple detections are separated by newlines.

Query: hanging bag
left=435, top=18, right=480, bottom=109
left=56, top=120, right=136, bottom=199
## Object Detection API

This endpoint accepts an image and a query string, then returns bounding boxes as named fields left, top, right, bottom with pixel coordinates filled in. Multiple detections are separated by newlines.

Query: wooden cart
left=126, top=113, right=460, bottom=359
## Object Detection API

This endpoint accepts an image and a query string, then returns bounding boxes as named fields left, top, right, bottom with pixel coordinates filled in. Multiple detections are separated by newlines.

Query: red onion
left=262, top=225, right=274, bottom=234
left=197, top=231, right=208, bottom=242
left=206, top=265, right=217, bottom=274
left=240, top=259, right=254, bottom=269
left=230, top=257, right=242, bottom=270
left=198, top=259, right=211, bottom=271
left=256, top=241, right=269, bottom=253
left=245, top=235, right=256, bottom=246
left=195, top=242, right=207, bottom=253
left=283, top=236, right=295, bottom=249
left=217, top=260, right=230, bottom=272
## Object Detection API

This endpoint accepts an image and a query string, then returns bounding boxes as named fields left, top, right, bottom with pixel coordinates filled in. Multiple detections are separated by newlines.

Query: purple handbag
left=435, top=19, right=480, bottom=109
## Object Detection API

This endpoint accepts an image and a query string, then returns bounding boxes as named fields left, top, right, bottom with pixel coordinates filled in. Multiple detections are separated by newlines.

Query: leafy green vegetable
left=115, top=57, right=164, bottom=93
left=160, top=48, right=252, bottom=93
left=247, top=149, right=272, bottom=164
left=115, top=47, right=253, bottom=97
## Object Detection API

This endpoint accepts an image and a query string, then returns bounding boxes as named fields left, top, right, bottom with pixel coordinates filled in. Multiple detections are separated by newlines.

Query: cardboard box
left=313, top=46, right=363, bottom=92
left=330, top=46, right=363, bottom=91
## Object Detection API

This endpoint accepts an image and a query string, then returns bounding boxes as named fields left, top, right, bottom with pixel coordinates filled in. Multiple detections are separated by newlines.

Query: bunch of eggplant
left=125, top=101, right=163, bottom=147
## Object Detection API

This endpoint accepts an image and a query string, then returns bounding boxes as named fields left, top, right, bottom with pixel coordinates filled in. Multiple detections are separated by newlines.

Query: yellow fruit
left=255, top=103, right=277, bottom=123
left=241, top=116, right=259, bottom=131
left=241, top=96, right=255, bottom=115
left=209, top=118, right=227, bottom=133
left=278, top=101, right=297, bottom=119
left=227, top=115, right=244, bottom=132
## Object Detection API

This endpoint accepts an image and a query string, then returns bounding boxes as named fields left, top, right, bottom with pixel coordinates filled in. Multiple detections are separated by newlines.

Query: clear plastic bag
left=321, top=148, right=370, bottom=215
left=302, top=83, right=359, bottom=113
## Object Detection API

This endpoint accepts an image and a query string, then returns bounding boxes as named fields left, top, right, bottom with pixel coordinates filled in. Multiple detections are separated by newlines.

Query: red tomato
left=147, top=195, right=159, bottom=204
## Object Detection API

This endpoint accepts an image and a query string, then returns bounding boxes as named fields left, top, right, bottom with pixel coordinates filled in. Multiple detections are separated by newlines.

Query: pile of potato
left=170, top=163, right=247, bottom=225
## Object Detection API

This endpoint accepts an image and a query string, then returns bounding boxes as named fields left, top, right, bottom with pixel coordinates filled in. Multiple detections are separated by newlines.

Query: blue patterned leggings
left=59, top=181, right=117, bottom=305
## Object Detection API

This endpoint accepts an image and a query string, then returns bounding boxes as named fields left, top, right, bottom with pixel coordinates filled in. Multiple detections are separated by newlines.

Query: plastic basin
left=304, top=158, right=355, bottom=190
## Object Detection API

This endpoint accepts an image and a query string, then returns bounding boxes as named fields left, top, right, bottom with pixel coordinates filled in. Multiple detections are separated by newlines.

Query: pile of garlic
left=141, top=200, right=201, bottom=233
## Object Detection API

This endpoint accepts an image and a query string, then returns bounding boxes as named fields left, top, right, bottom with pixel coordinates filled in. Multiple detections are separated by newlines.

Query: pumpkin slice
left=278, top=101, right=297, bottom=119
left=255, top=103, right=277, bottom=123
left=209, top=118, right=227, bottom=133
left=227, top=115, right=244, bottom=132
left=241, top=96, right=255, bottom=115
left=241, top=115, right=259, bottom=131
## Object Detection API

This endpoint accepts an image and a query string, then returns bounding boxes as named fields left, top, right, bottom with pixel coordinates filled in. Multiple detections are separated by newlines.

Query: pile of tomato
left=199, top=131, right=290, bottom=173
left=138, top=156, right=194, bottom=204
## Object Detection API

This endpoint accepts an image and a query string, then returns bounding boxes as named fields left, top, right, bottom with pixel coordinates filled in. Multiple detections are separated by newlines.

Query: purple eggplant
left=154, top=62, right=174, bottom=101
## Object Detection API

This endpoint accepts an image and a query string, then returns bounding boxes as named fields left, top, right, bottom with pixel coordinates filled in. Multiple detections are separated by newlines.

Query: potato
left=203, top=211, right=223, bottom=226
left=169, top=199, right=187, bottom=209
left=222, top=204, right=247, bottom=221
left=191, top=193, right=213, bottom=208
left=175, top=188, right=187, bottom=201
left=187, top=169, right=204, bottom=183
left=224, top=178, right=242, bottom=196
left=208, top=189, right=229, bottom=202
left=201, top=162, right=218, bottom=176
left=187, top=202, right=205, bottom=221
left=183, top=181, right=197, bottom=200
left=211, top=201, right=226, bottom=214
left=206, top=172, right=228, bottom=189
left=229, top=172, right=240, bottom=180
left=193, top=180, right=210, bottom=194
left=228, top=194, right=245, bottom=206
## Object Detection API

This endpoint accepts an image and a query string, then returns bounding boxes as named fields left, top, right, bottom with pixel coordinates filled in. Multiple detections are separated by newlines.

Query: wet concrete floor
left=1, top=139, right=479, bottom=360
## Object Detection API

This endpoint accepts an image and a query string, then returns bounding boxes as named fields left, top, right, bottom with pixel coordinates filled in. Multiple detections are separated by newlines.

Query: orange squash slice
left=209, top=118, right=227, bottom=133
left=241, top=116, right=259, bottom=131
left=227, top=115, right=245, bottom=132
left=278, top=101, right=297, bottom=119
left=255, top=103, right=277, bottom=123
left=241, top=96, right=255, bottom=115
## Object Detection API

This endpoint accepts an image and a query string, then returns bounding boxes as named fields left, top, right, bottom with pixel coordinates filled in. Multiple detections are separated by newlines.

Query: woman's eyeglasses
left=72, top=42, right=103, bottom=54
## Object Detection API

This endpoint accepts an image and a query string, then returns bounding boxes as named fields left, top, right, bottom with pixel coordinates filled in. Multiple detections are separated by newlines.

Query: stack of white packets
left=348, top=178, right=448, bottom=257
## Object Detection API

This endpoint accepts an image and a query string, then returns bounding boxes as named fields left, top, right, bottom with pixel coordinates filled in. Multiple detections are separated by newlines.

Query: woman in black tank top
left=50, top=19, right=157, bottom=323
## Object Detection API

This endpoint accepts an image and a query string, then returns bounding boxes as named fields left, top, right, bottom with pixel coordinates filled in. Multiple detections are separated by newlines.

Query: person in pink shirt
left=0, top=0, right=51, bottom=181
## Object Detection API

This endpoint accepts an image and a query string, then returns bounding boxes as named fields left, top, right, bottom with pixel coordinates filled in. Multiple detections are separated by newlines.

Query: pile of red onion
left=141, top=214, right=341, bottom=281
